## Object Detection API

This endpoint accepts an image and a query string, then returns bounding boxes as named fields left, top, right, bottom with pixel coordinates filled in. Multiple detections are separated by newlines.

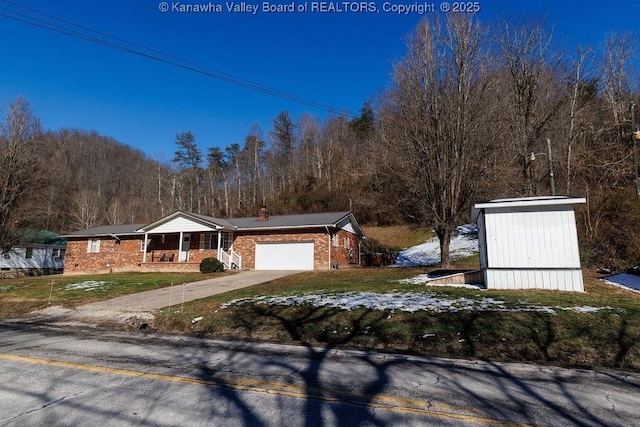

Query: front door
left=180, top=234, right=191, bottom=261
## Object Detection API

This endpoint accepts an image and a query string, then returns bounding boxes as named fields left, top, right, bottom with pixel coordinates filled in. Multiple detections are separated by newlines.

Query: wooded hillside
left=1, top=14, right=639, bottom=269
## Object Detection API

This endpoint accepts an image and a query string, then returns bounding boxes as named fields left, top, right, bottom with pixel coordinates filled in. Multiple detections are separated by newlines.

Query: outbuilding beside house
left=61, top=209, right=365, bottom=275
left=0, top=244, right=66, bottom=278
left=471, top=196, right=586, bottom=292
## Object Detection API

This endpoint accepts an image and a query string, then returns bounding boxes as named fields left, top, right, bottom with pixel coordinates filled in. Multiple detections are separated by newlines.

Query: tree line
left=1, top=14, right=639, bottom=268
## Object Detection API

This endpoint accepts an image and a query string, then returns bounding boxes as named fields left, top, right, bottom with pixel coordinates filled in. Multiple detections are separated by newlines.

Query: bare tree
left=0, top=97, right=47, bottom=249
left=561, top=46, right=597, bottom=194
left=380, top=15, right=494, bottom=267
left=69, top=190, right=104, bottom=230
left=600, top=32, right=637, bottom=142
left=495, top=17, right=566, bottom=195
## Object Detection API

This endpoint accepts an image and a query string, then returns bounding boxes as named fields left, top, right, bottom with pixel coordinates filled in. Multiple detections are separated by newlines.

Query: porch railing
left=218, top=248, right=242, bottom=269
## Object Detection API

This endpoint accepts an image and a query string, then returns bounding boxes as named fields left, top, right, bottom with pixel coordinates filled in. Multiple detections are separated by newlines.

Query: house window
left=331, top=234, right=339, bottom=247
left=52, top=248, right=65, bottom=260
left=200, top=233, right=214, bottom=250
left=88, top=239, right=100, bottom=253
left=25, top=247, right=33, bottom=259
left=221, top=233, right=232, bottom=251
left=140, top=239, right=146, bottom=252
left=344, top=237, right=350, bottom=249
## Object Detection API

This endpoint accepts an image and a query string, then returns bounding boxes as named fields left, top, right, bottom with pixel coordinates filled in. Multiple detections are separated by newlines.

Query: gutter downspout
left=325, top=226, right=332, bottom=270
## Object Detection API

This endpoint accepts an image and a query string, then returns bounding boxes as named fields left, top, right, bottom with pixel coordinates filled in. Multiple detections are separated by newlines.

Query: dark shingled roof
left=61, top=211, right=364, bottom=238
left=62, top=223, right=147, bottom=237
left=185, top=212, right=236, bottom=229
left=228, top=212, right=352, bottom=230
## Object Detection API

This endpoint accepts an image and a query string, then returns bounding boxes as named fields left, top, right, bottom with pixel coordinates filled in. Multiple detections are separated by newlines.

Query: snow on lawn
left=395, top=224, right=479, bottom=267
left=397, top=274, right=483, bottom=289
left=219, top=292, right=609, bottom=315
left=603, top=274, right=640, bottom=294
left=63, top=281, right=110, bottom=291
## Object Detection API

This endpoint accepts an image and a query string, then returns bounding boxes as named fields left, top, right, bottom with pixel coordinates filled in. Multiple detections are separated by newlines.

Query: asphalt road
left=1, top=323, right=639, bottom=426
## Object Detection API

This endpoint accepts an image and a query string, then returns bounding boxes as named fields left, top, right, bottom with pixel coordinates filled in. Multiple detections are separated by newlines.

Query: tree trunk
left=435, top=224, right=454, bottom=268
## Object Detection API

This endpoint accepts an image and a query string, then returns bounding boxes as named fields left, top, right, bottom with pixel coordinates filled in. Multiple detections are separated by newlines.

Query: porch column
left=143, top=233, right=149, bottom=263
left=178, top=231, right=184, bottom=262
left=217, top=229, right=222, bottom=253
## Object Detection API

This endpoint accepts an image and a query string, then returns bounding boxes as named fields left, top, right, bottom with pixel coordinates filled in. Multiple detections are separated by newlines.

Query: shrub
left=200, top=257, right=225, bottom=273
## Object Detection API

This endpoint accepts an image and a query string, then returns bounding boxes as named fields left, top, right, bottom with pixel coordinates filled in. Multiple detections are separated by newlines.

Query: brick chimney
left=257, top=205, right=269, bottom=221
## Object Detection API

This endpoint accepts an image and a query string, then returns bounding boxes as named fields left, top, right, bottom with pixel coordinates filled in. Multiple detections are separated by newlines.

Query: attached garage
left=254, top=242, right=315, bottom=270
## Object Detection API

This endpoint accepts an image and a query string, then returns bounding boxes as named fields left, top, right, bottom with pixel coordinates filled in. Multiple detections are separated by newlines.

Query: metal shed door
left=254, top=242, right=314, bottom=270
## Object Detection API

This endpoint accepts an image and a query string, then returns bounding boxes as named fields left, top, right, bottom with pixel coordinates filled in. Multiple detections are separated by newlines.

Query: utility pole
left=531, top=139, right=556, bottom=196
left=545, top=139, right=556, bottom=196
left=632, top=101, right=640, bottom=198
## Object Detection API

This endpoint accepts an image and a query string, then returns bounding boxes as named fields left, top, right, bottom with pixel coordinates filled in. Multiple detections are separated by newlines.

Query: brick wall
left=64, top=228, right=362, bottom=274
left=232, top=228, right=361, bottom=270
left=64, top=236, right=144, bottom=275
left=232, top=230, right=330, bottom=270
left=330, top=229, right=361, bottom=268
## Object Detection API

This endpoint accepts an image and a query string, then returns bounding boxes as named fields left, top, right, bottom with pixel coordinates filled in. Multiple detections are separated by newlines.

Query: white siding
left=148, top=216, right=218, bottom=233
left=0, top=246, right=65, bottom=270
left=341, top=222, right=356, bottom=234
left=483, top=206, right=580, bottom=269
left=485, top=269, right=584, bottom=292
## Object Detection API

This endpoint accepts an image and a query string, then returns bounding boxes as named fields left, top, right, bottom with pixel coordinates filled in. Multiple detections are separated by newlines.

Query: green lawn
left=0, top=272, right=221, bottom=317
left=2, top=266, right=640, bottom=371
left=154, top=267, right=640, bottom=371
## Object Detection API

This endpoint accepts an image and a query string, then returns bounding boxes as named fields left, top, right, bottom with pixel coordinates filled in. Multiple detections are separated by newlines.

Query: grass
left=3, top=261, right=640, bottom=371
left=0, top=272, right=225, bottom=318
left=362, top=225, right=435, bottom=250
left=154, top=265, right=640, bottom=371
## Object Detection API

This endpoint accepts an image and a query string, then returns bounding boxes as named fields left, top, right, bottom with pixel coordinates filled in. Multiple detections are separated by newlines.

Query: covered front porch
left=137, top=212, right=242, bottom=270
left=141, top=231, right=241, bottom=269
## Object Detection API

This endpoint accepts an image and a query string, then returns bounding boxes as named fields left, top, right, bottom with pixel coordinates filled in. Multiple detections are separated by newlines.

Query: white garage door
left=255, top=242, right=315, bottom=270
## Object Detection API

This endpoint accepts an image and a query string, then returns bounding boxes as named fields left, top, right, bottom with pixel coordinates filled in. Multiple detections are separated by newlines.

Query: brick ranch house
left=61, top=208, right=365, bottom=275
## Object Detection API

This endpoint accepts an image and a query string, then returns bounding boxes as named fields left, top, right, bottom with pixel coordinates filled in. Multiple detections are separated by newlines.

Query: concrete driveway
left=77, top=270, right=301, bottom=312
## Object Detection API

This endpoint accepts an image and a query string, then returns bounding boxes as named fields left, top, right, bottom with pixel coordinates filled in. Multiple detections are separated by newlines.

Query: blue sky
left=0, top=0, right=638, bottom=159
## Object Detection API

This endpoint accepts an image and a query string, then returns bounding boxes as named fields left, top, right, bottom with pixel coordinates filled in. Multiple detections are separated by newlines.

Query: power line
left=0, top=0, right=357, bottom=118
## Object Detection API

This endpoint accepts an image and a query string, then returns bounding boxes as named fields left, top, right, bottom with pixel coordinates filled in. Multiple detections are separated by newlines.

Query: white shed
left=471, top=196, right=586, bottom=292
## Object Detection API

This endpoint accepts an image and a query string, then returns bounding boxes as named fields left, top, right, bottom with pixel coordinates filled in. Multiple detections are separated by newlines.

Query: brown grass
left=362, top=225, right=435, bottom=249
left=155, top=266, right=640, bottom=371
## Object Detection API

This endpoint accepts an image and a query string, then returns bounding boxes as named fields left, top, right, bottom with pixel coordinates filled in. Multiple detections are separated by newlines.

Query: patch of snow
left=397, top=274, right=483, bottom=289
left=395, top=224, right=479, bottom=267
left=219, top=292, right=609, bottom=315
left=63, top=281, right=110, bottom=291
left=603, top=273, right=640, bottom=294
left=566, top=306, right=610, bottom=314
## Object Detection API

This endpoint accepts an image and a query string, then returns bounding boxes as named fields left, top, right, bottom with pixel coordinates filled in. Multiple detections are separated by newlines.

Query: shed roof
left=471, top=196, right=586, bottom=222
